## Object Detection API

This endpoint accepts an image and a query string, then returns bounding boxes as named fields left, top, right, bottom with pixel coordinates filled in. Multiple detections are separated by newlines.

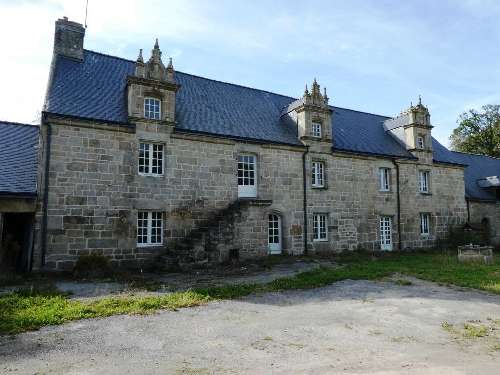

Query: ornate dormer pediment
left=282, top=79, right=333, bottom=145
left=127, top=40, right=179, bottom=123
left=384, top=96, right=434, bottom=160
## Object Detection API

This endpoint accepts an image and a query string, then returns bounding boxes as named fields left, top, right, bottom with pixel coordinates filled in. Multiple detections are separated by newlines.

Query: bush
left=73, top=254, right=113, bottom=279
left=443, top=225, right=489, bottom=250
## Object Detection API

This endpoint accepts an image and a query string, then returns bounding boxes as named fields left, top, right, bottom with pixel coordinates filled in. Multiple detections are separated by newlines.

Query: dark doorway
left=0, top=213, right=34, bottom=272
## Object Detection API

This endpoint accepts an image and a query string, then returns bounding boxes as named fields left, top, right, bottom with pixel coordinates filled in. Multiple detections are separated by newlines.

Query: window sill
left=419, top=192, right=432, bottom=196
left=379, top=189, right=392, bottom=193
left=311, top=185, right=327, bottom=190
left=137, top=243, right=163, bottom=248
left=313, top=239, right=329, bottom=242
left=138, top=173, right=164, bottom=178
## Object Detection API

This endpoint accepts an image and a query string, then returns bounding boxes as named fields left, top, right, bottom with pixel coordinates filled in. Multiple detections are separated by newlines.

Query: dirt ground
left=1, top=277, right=499, bottom=374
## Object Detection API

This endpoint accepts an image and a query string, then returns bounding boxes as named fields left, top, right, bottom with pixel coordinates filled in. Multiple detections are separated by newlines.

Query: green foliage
left=1, top=251, right=499, bottom=335
left=450, top=104, right=500, bottom=158
left=73, top=254, right=113, bottom=279
left=443, top=225, right=489, bottom=249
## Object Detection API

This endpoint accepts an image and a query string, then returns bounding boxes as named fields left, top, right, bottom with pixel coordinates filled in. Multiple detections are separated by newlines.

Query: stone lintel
left=127, top=75, right=180, bottom=92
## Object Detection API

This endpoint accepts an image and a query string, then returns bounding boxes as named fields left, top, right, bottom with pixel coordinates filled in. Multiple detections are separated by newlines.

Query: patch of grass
left=463, top=323, right=489, bottom=338
left=1, top=251, right=499, bottom=335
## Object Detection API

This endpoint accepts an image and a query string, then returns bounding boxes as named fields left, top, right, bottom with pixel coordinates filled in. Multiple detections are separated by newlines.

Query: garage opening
left=0, top=213, right=34, bottom=272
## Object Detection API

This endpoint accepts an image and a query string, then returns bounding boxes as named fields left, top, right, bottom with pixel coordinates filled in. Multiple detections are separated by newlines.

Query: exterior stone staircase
left=160, top=199, right=270, bottom=270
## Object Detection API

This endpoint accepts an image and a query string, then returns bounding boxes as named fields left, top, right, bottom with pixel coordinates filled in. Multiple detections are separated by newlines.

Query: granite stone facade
left=30, top=17, right=494, bottom=271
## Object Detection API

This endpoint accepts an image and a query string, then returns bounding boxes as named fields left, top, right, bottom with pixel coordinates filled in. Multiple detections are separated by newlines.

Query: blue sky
left=1, top=0, right=499, bottom=146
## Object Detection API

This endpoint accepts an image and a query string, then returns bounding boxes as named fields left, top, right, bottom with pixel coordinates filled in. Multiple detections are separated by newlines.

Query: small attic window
left=144, top=97, right=161, bottom=120
left=416, top=135, right=425, bottom=149
left=311, top=122, right=322, bottom=138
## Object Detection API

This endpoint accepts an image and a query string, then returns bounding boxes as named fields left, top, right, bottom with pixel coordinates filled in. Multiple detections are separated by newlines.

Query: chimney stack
left=54, top=17, right=85, bottom=61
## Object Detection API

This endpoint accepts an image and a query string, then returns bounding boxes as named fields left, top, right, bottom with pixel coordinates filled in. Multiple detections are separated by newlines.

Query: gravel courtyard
left=1, top=277, right=499, bottom=374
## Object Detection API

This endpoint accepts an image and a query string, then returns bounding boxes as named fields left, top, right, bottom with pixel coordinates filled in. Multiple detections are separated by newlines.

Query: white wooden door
left=238, top=154, right=257, bottom=198
left=268, top=214, right=282, bottom=254
left=380, top=216, right=393, bottom=251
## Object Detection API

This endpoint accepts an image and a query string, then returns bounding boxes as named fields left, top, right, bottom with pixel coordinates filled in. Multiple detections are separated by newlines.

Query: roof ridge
left=175, top=70, right=297, bottom=101
left=450, top=149, right=500, bottom=161
left=84, top=49, right=136, bottom=64
left=0, top=120, right=39, bottom=128
left=332, top=106, right=391, bottom=119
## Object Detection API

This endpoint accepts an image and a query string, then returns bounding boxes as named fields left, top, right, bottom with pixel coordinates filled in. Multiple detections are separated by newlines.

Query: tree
left=450, top=104, right=500, bottom=158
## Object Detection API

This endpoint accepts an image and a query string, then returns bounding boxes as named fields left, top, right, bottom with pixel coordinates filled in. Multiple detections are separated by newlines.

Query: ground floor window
left=313, top=214, right=328, bottom=241
left=137, top=211, right=163, bottom=246
left=379, top=216, right=393, bottom=251
left=420, top=213, right=430, bottom=235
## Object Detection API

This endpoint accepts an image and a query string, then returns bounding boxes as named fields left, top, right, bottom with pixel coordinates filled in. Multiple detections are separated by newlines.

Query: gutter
left=40, top=118, right=52, bottom=267
left=302, top=145, right=310, bottom=255
left=391, top=158, right=402, bottom=250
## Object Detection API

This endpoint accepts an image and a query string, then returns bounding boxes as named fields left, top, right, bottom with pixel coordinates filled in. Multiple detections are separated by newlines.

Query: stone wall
left=469, top=200, right=500, bottom=248
left=33, top=118, right=305, bottom=270
left=33, top=116, right=468, bottom=271
left=304, top=150, right=467, bottom=253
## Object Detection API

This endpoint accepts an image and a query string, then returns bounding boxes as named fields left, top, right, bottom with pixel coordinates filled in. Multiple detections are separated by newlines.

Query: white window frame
left=138, top=142, right=164, bottom=176
left=379, top=216, right=393, bottom=251
left=420, top=213, right=430, bottom=236
left=312, top=161, right=325, bottom=188
left=137, top=211, right=163, bottom=247
left=419, top=170, right=430, bottom=193
left=311, top=122, right=322, bottom=138
left=379, top=167, right=390, bottom=192
left=313, top=214, right=328, bottom=242
left=416, top=135, right=425, bottom=149
left=144, top=97, right=161, bottom=120
left=237, top=154, right=257, bottom=198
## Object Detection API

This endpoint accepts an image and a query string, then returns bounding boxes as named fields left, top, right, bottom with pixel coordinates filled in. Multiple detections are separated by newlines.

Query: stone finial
left=418, top=95, right=422, bottom=106
left=311, top=78, right=321, bottom=97
left=166, top=57, right=175, bottom=82
left=323, top=87, right=329, bottom=104
left=150, top=38, right=162, bottom=63
left=144, top=39, right=166, bottom=80
left=137, top=49, right=144, bottom=63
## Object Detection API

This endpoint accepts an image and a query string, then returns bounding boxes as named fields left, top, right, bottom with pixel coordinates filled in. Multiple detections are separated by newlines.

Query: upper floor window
left=313, top=214, right=328, bottom=241
left=379, top=167, right=390, bottom=191
left=139, top=142, right=164, bottom=176
left=416, top=135, right=425, bottom=149
left=420, top=213, right=430, bottom=235
left=312, top=161, right=325, bottom=188
left=144, top=97, right=161, bottom=120
left=137, top=211, right=163, bottom=246
left=419, top=170, right=430, bottom=193
left=311, top=122, right=322, bottom=138
left=237, top=154, right=257, bottom=198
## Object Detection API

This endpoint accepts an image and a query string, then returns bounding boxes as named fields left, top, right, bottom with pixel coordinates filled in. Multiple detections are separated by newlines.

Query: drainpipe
left=302, top=145, right=310, bottom=255
left=392, top=158, right=402, bottom=250
left=40, top=119, right=52, bottom=267
left=466, top=198, right=470, bottom=222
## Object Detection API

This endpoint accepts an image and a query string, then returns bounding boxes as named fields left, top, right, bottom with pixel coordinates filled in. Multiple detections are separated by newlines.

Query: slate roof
left=449, top=151, right=500, bottom=201
left=43, top=49, right=498, bottom=200
left=0, top=121, right=39, bottom=196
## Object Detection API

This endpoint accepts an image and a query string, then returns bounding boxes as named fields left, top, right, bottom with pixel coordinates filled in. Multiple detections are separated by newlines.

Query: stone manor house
left=0, top=17, right=499, bottom=271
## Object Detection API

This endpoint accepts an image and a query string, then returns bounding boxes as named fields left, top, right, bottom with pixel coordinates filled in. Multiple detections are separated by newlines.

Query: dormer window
left=144, top=97, right=161, bottom=120
left=416, top=135, right=425, bottom=149
left=311, top=122, right=322, bottom=138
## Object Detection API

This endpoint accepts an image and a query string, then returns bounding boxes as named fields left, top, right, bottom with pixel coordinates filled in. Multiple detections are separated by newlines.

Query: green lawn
left=1, top=251, right=499, bottom=335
